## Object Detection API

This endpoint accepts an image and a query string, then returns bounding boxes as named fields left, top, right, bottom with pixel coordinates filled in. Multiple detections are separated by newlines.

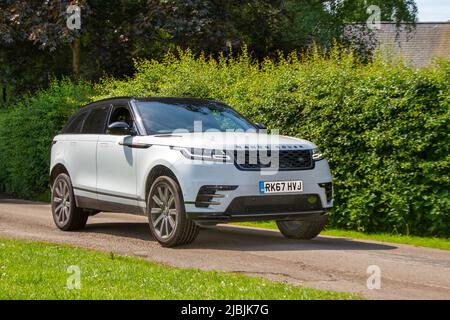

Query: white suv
left=50, top=97, right=333, bottom=247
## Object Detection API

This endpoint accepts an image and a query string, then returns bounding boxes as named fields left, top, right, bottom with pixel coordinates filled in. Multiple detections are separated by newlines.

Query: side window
left=62, top=110, right=88, bottom=134
left=109, top=105, right=134, bottom=128
left=82, top=106, right=110, bottom=134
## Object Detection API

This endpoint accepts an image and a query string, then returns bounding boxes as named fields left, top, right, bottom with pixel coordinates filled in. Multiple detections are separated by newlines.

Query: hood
left=139, top=132, right=316, bottom=150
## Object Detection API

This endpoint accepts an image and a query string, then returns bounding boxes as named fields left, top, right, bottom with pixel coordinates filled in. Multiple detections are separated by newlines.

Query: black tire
left=51, top=173, right=88, bottom=231
left=147, top=176, right=199, bottom=247
left=276, top=215, right=327, bottom=240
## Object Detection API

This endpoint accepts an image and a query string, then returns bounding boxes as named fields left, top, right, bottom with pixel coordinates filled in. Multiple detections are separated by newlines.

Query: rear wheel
left=276, top=215, right=327, bottom=240
left=51, top=173, right=88, bottom=231
left=147, top=176, right=199, bottom=247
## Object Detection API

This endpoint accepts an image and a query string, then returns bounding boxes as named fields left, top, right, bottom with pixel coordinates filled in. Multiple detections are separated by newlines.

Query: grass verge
left=0, top=238, right=359, bottom=300
left=234, top=222, right=450, bottom=251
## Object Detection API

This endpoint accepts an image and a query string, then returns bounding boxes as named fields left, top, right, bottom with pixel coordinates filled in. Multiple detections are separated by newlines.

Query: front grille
left=234, top=149, right=313, bottom=171
left=225, top=194, right=322, bottom=215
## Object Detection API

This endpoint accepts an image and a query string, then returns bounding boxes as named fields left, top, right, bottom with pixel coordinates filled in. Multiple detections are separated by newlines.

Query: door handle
left=98, top=142, right=109, bottom=148
left=118, top=141, right=151, bottom=149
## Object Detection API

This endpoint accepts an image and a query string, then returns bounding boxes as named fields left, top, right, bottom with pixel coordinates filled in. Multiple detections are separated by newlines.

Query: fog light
left=307, top=195, right=318, bottom=204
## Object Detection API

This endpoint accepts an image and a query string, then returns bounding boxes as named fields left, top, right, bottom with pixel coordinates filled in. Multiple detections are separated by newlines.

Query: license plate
left=259, top=180, right=303, bottom=194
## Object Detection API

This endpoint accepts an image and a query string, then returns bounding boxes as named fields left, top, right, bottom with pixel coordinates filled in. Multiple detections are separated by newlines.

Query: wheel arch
left=144, top=165, right=181, bottom=203
left=49, top=163, right=70, bottom=187
left=49, top=163, right=82, bottom=208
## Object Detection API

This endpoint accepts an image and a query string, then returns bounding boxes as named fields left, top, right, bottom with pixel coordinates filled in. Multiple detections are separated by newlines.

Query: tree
left=0, top=0, right=88, bottom=76
left=0, top=0, right=418, bottom=103
left=275, top=0, right=418, bottom=54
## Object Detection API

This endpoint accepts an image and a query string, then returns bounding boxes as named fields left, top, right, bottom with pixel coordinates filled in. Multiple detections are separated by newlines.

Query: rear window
left=62, top=110, right=88, bottom=134
left=82, top=106, right=110, bottom=134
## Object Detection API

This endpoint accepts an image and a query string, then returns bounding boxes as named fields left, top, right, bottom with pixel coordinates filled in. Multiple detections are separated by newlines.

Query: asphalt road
left=0, top=197, right=449, bottom=300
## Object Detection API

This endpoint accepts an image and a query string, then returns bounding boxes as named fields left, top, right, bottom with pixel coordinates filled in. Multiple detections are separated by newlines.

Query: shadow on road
left=84, top=221, right=397, bottom=251
left=85, top=222, right=153, bottom=241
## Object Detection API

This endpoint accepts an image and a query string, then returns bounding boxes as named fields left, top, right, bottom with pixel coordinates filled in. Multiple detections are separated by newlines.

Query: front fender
left=137, top=145, right=186, bottom=201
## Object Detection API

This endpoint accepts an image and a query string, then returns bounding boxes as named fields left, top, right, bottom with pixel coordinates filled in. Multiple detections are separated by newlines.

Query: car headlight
left=172, top=147, right=231, bottom=162
left=312, top=148, right=324, bottom=161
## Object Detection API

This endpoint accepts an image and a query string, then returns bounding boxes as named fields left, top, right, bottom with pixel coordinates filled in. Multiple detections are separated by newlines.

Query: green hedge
left=0, top=80, right=94, bottom=200
left=97, top=50, right=450, bottom=237
left=1, top=49, right=449, bottom=236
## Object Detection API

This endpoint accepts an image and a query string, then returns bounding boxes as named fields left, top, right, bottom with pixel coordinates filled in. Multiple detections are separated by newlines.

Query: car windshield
left=136, top=100, right=256, bottom=134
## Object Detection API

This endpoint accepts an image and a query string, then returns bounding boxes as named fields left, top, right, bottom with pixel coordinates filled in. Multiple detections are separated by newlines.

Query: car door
left=96, top=103, right=139, bottom=213
left=69, top=105, right=110, bottom=208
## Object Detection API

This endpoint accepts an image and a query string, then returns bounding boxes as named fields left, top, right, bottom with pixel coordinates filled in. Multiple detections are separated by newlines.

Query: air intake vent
left=195, top=185, right=238, bottom=208
left=319, top=182, right=333, bottom=202
left=225, top=194, right=322, bottom=215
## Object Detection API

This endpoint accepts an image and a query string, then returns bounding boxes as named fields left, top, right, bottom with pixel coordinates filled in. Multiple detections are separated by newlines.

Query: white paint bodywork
left=51, top=133, right=332, bottom=218
left=51, top=128, right=333, bottom=216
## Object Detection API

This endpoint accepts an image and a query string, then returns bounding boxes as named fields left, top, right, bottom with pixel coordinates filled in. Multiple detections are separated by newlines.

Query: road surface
left=0, top=197, right=449, bottom=299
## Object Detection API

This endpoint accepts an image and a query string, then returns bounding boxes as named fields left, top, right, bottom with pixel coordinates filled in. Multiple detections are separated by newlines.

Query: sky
left=416, top=0, right=450, bottom=22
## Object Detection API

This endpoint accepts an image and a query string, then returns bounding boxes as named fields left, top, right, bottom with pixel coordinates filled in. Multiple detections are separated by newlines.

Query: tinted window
left=136, top=101, right=255, bottom=134
left=62, top=110, right=88, bottom=134
left=109, top=106, right=133, bottom=127
left=82, top=106, right=110, bottom=134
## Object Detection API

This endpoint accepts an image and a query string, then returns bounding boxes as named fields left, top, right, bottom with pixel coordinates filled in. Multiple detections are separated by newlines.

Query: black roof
left=84, top=96, right=222, bottom=108
left=135, top=97, right=223, bottom=104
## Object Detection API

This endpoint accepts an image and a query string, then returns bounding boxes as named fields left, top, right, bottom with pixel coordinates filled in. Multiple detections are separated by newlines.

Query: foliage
left=0, top=80, right=94, bottom=198
left=277, top=0, right=417, bottom=53
left=0, top=41, right=72, bottom=106
left=0, top=0, right=417, bottom=59
left=97, top=49, right=450, bottom=237
left=0, top=0, right=417, bottom=104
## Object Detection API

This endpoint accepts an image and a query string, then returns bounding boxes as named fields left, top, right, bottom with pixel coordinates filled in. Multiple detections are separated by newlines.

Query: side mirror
left=255, top=123, right=266, bottom=130
left=107, top=122, right=135, bottom=136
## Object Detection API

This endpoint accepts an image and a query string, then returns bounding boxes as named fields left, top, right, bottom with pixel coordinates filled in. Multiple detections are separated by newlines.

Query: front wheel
left=276, top=215, right=327, bottom=240
left=147, top=176, right=199, bottom=247
left=51, top=173, right=88, bottom=231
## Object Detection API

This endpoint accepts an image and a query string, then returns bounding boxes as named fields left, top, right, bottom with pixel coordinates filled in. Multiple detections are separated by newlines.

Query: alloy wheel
left=150, top=182, right=178, bottom=239
left=53, top=178, right=71, bottom=226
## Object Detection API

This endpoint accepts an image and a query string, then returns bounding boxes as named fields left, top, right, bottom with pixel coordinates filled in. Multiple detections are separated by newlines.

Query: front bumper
left=188, top=210, right=328, bottom=223
left=172, top=156, right=333, bottom=221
